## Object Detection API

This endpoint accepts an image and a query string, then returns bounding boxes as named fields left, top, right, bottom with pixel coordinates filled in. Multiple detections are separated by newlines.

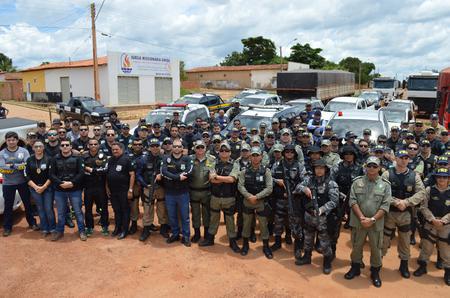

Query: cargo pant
left=190, top=189, right=211, bottom=229
left=418, top=222, right=450, bottom=269
left=242, top=199, right=269, bottom=241
left=273, top=198, right=289, bottom=236
left=143, top=187, right=168, bottom=226
left=303, top=212, right=332, bottom=257
left=208, top=195, right=236, bottom=238
left=351, top=227, right=384, bottom=268
left=129, top=184, right=142, bottom=222
left=382, top=211, right=411, bottom=260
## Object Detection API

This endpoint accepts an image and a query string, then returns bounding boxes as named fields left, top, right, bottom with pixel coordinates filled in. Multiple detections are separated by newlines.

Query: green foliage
left=180, top=87, right=199, bottom=97
left=221, top=36, right=276, bottom=66
left=221, top=51, right=246, bottom=66
left=288, top=43, right=326, bottom=69
left=180, top=61, right=188, bottom=81
left=0, top=53, right=16, bottom=72
left=338, top=57, right=376, bottom=84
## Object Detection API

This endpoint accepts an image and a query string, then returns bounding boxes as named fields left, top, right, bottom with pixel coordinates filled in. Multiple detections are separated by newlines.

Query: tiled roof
left=21, top=56, right=108, bottom=72
left=187, top=64, right=288, bottom=73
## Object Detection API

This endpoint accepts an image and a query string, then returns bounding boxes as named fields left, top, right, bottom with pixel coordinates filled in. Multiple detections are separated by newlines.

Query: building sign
left=119, top=53, right=171, bottom=77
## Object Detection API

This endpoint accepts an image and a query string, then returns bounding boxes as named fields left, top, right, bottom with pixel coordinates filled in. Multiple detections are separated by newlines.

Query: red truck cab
left=437, top=67, right=450, bottom=130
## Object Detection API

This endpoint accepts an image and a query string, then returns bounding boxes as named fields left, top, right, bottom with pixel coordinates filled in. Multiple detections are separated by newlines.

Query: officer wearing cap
left=305, top=146, right=323, bottom=175
left=263, top=130, right=276, bottom=153
left=225, top=99, right=242, bottom=121
left=413, top=167, right=450, bottom=286
left=209, top=135, right=223, bottom=158
left=429, top=113, right=446, bottom=136
left=82, top=138, right=109, bottom=236
left=362, top=128, right=376, bottom=148
left=51, top=118, right=62, bottom=130
left=162, top=137, right=173, bottom=155
left=200, top=142, right=241, bottom=252
left=419, top=139, right=438, bottom=178
left=268, top=143, right=284, bottom=168
left=189, top=140, right=216, bottom=243
left=406, top=142, right=424, bottom=175
left=238, top=147, right=274, bottom=258
left=372, top=145, right=392, bottom=172
left=36, top=121, right=47, bottom=142
left=425, top=127, right=446, bottom=156
left=321, top=139, right=341, bottom=168
left=272, top=128, right=305, bottom=166
left=228, top=127, right=244, bottom=160
left=413, top=121, right=426, bottom=143
left=250, top=135, right=269, bottom=167
left=341, top=131, right=358, bottom=153
left=25, top=131, right=38, bottom=155
left=136, top=138, right=169, bottom=241
left=441, top=131, right=449, bottom=150
left=307, top=110, right=326, bottom=134
left=271, top=118, right=281, bottom=139
left=271, top=144, right=305, bottom=257
left=294, top=158, right=339, bottom=274
left=117, top=123, right=133, bottom=151
left=381, top=150, right=425, bottom=278
left=127, top=138, right=146, bottom=235
left=149, top=122, right=165, bottom=142
left=423, top=155, right=448, bottom=187
left=387, top=126, right=402, bottom=152
left=258, top=122, right=267, bottom=140
left=344, top=156, right=391, bottom=287
left=72, top=124, right=90, bottom=154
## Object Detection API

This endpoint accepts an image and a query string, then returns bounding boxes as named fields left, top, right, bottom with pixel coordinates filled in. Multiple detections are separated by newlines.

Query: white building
left=21, top=51, right=180, bottom=106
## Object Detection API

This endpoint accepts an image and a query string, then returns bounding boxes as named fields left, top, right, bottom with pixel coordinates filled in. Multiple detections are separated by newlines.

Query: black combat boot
left=295, top=250, right=312, bottom=266
left=444, top=268, right=450, bottom=286
left=436, top=251, right=443, bottom=269
left=294, top=239, right=302, bottom=260
left=262, top=240, right=273, bottom=259
left=250, top=228, right=257, bottom=243
left=191, top=228, right=201, bottom=243
left=160, top=224, right=170, bottom=238
left=240, top=238, right=249, bottom=256
left=139, top=226, right=151, bottom=242
left=117, top=231, right=128, bottom=240
left=344, top=262, right=361, bottom=279
left=236, top=226, right=242, bottom=240
left=270, top=236, right=282, bottom=251
left=229, top=238, right=240, bottom=253
left=204, top=227, right=209, bottom=239
left=399, top=259, right=410, bottom=278
left=323, top=255, right=333, bottom=274
left=129, top=221, right=137, bottom=235
left=370, top=266, right=382, bottom=288
left=285, top=229, right=292, bottom=245
left=330, top=244, right=337, bottom=261
left=199, top=234, right=215, bottom=247
left=111, top=226, right=121, bottom=237
left=413, top=260, right=427, bottom=277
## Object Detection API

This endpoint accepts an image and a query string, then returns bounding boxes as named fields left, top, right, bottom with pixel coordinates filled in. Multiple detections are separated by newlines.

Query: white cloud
left=0, top=0, right=449, bottom=80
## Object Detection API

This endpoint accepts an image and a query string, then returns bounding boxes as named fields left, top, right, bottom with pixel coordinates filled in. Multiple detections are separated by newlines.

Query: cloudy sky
left=1, top=0, right=450, bottom=79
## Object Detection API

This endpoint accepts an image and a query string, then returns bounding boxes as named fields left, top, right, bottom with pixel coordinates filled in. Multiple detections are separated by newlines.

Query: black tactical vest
left=388, top=168, right=416, bottom=212
left=244, top=166, right=266, bottom=195
left=211, top=161, right=236, bottom=197
left=229, top=140, right=242, bottom=160
left=428, top=186, right=450, bottom=218
left=143, top=154, right=161, bottom=185
left=335, top=162, right=362, bottom=195
left=305, top=177, right=330, bottom=211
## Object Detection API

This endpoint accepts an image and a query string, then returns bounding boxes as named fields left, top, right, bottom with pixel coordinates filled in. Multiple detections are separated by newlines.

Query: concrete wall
left=22, top=70, right=46, bottom=93
left=250, top=69, right=278, bottom=89
left=187, top=70, right=251, bottom=89
left=0, top=81, right=23, bottom=100
left=44, top=66, right=109, bottom=105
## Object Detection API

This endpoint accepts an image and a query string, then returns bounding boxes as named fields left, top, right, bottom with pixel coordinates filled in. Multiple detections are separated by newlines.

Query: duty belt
left=190, top=187, right=210, bottom=191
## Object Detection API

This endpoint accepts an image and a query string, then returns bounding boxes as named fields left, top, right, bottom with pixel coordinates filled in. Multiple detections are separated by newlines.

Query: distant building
left=20, top=51, right=180, bottom=106
left=0, top=72, right=23, bottom=101
left=186, top=62, right=308, bottom=90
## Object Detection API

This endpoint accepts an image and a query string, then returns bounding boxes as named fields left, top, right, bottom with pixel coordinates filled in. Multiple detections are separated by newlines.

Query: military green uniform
left=381, top=169, right=425, bottom=260
left=238, top=165, right=273, bottom=240
left=208, top=160, right=240, bottom=238
left=189, top=154, right=215, bottom=231
left=349, top=175, right=391, bottom=268
left=322, top=152, right=341, bottom=168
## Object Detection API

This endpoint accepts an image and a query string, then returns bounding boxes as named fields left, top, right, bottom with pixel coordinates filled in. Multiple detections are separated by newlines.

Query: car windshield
left=82, top=100, right=103, bottom=109
left=224, top=115, right=271, bottom=131
left=240, top=96, right=266, bottom=106
left=360, top=93, right=378, bottom=100
left=384, top=110, right=406, bottom=123
left=373, top=80, right=394, bottom=89
left=145, top=109, right=184, bottom=124
left=235, top=91, right=255, bottom=99
left=407, top=78, right=438, bottom=91
left=328, top=119, right=384, bottom=139
left=324, top=101, right=355, bottom=112
left=387, top=102, right=408, bottom=109
left=179, top=96, right=201, bottom=104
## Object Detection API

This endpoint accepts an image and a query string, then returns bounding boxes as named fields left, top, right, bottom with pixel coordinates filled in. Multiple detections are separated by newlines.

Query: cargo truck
left=276, top=70, right=355, bottom=103
left=407, top=71, right=439, bottom=116
left=371, top=77, right=402, bottom=102
left=437, top=67, right=450, bottom=129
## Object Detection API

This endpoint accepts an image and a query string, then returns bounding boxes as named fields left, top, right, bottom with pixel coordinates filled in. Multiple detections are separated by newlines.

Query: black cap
left=307, top=146, right=321, bottom=155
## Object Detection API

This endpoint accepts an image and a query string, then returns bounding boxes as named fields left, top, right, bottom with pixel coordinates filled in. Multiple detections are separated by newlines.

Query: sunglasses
left=220, top=149, right=230, bottom=152
left=122, top=127, right=130, bottom=130
left=359, top=145, right=368, bottom=148
left=366, top=164, right=379, bottom=169
left=58, top=131, right=66, bottom=134
left=421, top=144, right=431, bottom=147
left=93, top=128, right=101, bottom=131
left=426, top=131, right=435, bottom=134
left=88, top=143, right=98, bottom=146
left=196, top=146, right=205, bottom=149
left=407, top=147, right=418, bottom=151
left=415, top=124, right=423, bottom=127
left=251, top=154, right=260, bottom=157
left=106, top=134, right=115, bottom=137
left=60, top=144, right=71, bottom=147
left=399, top=156, right=409, bottom=160
left=213, top=140, right=221, bottom=143
left=105, top=126, right=112, bottom=129
left=266, top=135, right=274, bottom=138
left=378, top=141, right=386, bottom=144
left=133, top=143, right=143, bottom=146
left=80, top=128, right=88, bottom=131
left=47, top=133, right=57, bottom=136
left=150, top=144, right=160, bottom=148
left=173, top=145, right=183, bottom=148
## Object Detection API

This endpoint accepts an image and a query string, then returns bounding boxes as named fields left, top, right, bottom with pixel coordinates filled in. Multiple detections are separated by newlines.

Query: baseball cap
left=72, top=120, right=80, bottom=125
left=241, top=143, right=251, bottom=151
left=436, top=156, right=448, bottom=165
left=420, top=139, right=431, bottom=146
left=314, top=110, right=321, bottom=116
left=212, top=135, right=222, bottom=142
left=373, top=145, right=385, bottom=152
left=363, top=128, right=372, bottom=135
left=179, top=123, right=186, bottom=128
left=149, top=138, right=160, bottom=146
left=321, top=139, right=331, bottom=146
left=153, top=122, right=161, bottom=127
left=441, top=130, right=448, bottom=136
left=325, top=125, right=332, bottom=131
left=391, top=126, right=399, bottom=131
left=122, top=123, right=130, bottom=129
left=52, top=118, right=62, bottom=125
left=202, top=131, right=210, bottom=137
left=280, top=128, right=291, bottom=135
left=27, top=131, right=37, bottom=138
left=273, top=144, right=284, bottom=152
left=313, top=158, right=327, bottom=168
left=250, top=147, right=262, bottom=155
left=162, top=137, right=172, bottom=144
left=220, top=141, right=231, bottom=150
left=280, top=118, right=288, bottom=123
left=271, top=118, right=279, bottom=124
left=395, top=150, right=409, bottom=158
left=433, top=167, right=449, bottom=177
left=37, top=121, right=46, bottom=127
left=426, top=127, right=435, bottom=133
left=231, top=127, right=239, bottom=133
left=194, top=140, right=206, bottom=148
left=251, top=135, right=261, bottom=143
left=366, top=156, right=380, bottom=166
left=430, top=114, right=439, bottom=120
left=345, top=131, right=356, bottom=139
left=265, top=131, right=275, bottom=137
left=307, top=146, right=321, bottom=155
left=259, top=123, right=267, bottom=128
left=139, top=126, right=148, bottom=131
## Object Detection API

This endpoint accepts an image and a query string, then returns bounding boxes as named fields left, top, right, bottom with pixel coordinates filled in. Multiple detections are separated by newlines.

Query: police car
left=56, top=96, right=113, bottom=125
left=231, top=88, right=268, bottom=100
left=239, top=93, right=282, bottom=108
left=175, top=93, right=230, bottom=113
left=321, top=96, right=368, bottom=121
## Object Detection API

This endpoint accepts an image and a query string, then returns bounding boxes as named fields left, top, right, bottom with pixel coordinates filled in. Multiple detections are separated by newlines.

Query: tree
left=179, top=61, right=187, bottom=81
left=220, top=51, right=246, bottom=66
left=338, top=57, right=375, bottom=84
left=0, top=53, right=16, bottom=72
left=288, top=43, right=326, bottom=69
left=241, top=36, right=276, bottom=65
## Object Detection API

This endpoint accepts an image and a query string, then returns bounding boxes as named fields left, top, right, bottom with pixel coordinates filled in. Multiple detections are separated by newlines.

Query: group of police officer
left=1, top=108, right=449, bottom=288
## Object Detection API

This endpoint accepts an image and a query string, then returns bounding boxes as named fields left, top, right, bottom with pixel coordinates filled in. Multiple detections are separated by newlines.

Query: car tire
left=83, top=115, right=92, bottom=125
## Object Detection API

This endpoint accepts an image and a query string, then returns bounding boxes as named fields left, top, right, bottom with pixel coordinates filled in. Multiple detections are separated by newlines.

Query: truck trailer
left=437, top=67, right=450, bottom=130
left=276, top=70, right=355, bottom=103
left=407, top=71, right=439, bottom=116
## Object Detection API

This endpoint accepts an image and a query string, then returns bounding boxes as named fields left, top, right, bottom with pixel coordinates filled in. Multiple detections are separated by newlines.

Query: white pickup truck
left=0, top=117, right=37, bottom=214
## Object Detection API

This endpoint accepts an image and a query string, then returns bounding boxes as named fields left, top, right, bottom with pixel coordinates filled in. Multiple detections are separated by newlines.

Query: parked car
left=321, top=96, right=368, bottom=121
left=56, top=96, right=113, bottom=124
left=359, top=91, right=383, bottom=106
left=231, top=88, right=267, bottom=100
left=380, top=107, right=415, bottom=130
left=176, top=93, right=230, bottom=113
left=239, top=93, right=282, bottom=109
left=386, top=99, right=417, bottom=114
left=286, top=98, right=324, bottom=110
left=327, top=109, right=390, bottom=141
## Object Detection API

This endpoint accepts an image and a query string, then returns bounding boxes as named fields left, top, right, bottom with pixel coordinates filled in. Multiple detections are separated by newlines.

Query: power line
left=95, top=0, right=106, bottom=21
left=0, top=23, right=89, bottom=30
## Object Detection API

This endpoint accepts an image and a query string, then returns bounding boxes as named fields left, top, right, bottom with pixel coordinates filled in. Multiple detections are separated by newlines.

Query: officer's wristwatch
left=370, top=217, right=376, bottom=223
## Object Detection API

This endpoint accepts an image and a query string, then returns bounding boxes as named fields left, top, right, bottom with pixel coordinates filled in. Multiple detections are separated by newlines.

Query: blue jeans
left=54, top=190, right=85, bottom=234
left=2, top=182, right=36, bottom=230
left=165, top=192, right=190, bottom=239
left=29, top=187, right=55, bottom=232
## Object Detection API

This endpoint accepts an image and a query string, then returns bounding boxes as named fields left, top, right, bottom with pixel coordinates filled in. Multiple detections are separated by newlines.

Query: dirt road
left=1, top=104, right=448, bottom=297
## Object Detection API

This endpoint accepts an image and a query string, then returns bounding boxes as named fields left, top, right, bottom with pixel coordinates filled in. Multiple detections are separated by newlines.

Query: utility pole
left=280, top=46, right=283, bottom=72
left=91, top=2, right=100, bottom=101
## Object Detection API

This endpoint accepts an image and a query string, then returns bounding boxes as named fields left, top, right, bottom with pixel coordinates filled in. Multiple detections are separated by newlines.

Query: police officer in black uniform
left=117, top=123, right=133, bottom=152
left=83, top=138, right=109, bottom=236
left=72, top=124, right=90, bottom=154
left=128, top=139, right=145, bottom=235
left=105, top=142, right=135, bottom=240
